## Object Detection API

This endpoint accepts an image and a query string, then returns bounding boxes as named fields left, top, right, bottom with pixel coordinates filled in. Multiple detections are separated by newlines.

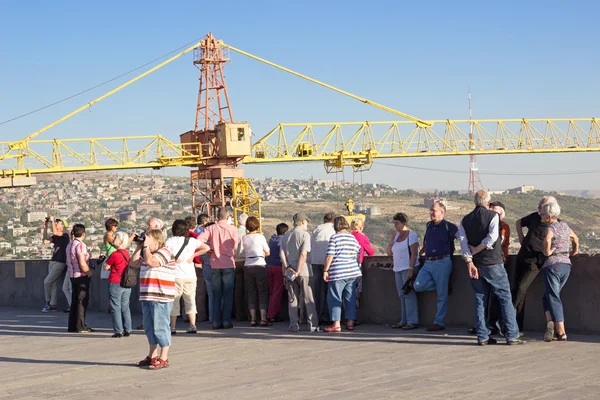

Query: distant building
left=366, top=206, right=382, bottom=216
left=508, top=185, right=535, bottom=194
left=0, top=242, right=11, bottom=249
left=118, top=210, right=137, bottom=222
left=424, top=197, right=447, bottom=209
left=22, top=211, right=46, bottom=224
left=9, top=227, right=29, bottom=237
left=135, top=204, right=162, bottom=213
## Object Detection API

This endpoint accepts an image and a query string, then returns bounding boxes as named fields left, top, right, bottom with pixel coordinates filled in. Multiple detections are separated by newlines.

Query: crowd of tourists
left=39, top=191, right=579, bottom=369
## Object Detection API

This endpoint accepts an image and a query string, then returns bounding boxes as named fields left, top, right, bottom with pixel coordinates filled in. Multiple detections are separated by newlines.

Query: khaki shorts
left=171, top=278, right=197, bottom=316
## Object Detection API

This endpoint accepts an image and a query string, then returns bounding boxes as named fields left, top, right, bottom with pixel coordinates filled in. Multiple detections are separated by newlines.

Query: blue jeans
left=542, top=263, right=571, bottom=323
left=470, top=263, right=519, bottom=342
left=394, top=270, right=419, bottom=325
left=211, top=268, right=235, bottom=327
left=328, top=278, right=357, bottom=322
left=109, top=283, right=132, bottom=334
left=414, top=257, right=452, bottom=326
left=141, top=301, right=173, bottom=347
left=203, top=263, right=214, bottom=323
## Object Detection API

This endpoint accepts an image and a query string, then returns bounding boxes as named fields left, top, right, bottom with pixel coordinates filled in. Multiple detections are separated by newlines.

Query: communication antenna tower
left=468, top=87, right=483, bottom=194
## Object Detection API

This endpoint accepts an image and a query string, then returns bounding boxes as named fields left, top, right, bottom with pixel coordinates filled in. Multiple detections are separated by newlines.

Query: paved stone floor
left=1, top=307, right=600, bottom=399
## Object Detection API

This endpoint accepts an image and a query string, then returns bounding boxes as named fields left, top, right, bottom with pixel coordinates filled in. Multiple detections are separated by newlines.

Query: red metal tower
left=468, top=88, right=483, bottom=194
left=180, top=33, right=257, bottom=222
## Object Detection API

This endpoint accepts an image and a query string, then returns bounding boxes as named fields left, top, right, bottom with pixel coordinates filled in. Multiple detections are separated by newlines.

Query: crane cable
left=375, top=161, right=600, bottom=176
left=3, top=38, right=204, bottom=157
left=220, top=42, right=431, bottom=127
left=0, top=37, right=204, bottom=127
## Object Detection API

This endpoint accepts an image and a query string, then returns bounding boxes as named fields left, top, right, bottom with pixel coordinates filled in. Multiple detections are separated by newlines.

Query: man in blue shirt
left=415, top=202, right=459, bottom=331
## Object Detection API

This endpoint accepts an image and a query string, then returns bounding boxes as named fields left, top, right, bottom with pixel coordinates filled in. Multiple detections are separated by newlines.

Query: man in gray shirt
left=280, top=212, right=320, bottom=332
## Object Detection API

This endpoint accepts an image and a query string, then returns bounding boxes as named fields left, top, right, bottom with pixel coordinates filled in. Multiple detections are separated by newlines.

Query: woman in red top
left=104, top=231, right=132, bottom=338
left=350, top=218, right=375, bottom=310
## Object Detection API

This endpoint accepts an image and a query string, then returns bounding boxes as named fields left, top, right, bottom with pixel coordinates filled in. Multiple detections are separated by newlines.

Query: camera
left=133, top=232, right=146, bottom=244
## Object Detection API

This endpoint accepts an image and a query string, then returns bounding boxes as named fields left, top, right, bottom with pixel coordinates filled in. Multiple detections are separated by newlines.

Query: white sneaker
left=41, top=304, right=50, bottom=313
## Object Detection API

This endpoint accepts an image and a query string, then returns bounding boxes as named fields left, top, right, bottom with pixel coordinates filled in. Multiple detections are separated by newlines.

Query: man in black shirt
left=512, top=196, right=557, bottom=332
left=42, top=217, right=71, bottom=312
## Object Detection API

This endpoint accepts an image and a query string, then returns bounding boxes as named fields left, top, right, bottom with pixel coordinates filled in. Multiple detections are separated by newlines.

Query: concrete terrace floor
left=1, top=308, right=600, bottom=400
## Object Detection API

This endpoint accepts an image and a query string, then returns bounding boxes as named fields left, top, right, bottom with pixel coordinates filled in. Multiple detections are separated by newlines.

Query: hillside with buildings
left=0, top=172, right=599, bottom=259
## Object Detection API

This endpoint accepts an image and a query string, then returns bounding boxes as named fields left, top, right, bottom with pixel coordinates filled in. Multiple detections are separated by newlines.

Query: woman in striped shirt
left=130, top=229, right=174, bottom=370
left=323, top=216, right=362, bottom=333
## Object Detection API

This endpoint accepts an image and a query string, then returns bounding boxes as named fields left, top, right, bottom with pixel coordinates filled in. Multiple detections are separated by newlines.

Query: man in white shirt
left=310, top=212, right=335, bottom=324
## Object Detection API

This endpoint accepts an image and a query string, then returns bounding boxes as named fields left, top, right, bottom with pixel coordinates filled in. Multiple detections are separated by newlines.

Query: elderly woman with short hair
left=323, top=216, right=362, bottom=333
left=104, top=230, right=132, bottom=338
left=541, top=201, right=579, bottom=342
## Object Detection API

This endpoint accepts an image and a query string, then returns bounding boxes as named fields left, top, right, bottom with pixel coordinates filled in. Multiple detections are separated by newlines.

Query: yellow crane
left=1, top=33, right=598, bottom=221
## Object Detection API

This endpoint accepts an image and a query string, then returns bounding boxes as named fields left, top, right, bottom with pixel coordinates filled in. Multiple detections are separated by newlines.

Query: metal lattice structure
left=247, top=119, right=600, bottom=171
left=1, top=33, right=599, bottom=224
left=1, top=118, right=599, bottom=177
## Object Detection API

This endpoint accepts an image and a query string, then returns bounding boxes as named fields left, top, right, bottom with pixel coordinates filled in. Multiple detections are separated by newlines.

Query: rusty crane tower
left=180, top=33, right=260, bottom=223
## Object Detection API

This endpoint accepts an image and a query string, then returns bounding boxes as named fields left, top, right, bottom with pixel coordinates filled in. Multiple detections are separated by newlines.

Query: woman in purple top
left=541, top=201, right=579, bottom=342
left=265, top=223, right=289, bottom=323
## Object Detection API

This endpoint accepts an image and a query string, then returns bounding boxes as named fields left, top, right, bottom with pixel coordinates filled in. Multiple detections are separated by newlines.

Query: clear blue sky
left=2, top=0, right=599, bottom=191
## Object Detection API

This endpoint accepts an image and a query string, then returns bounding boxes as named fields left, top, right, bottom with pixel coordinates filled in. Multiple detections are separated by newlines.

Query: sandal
left=259, top=320, right=273, bottom=327
left=250, top=320, right=258, bottom=327
left=136, top=356, right=157, bottom=367
left=345, top=322, right=355, bottom=331
left=323, top=326, right=342, bottom=333
left=554, top=333, right=568, bottom=341
left=148, top=358, right=169, bottom=370
left=392, top=323, right=405, bottom=329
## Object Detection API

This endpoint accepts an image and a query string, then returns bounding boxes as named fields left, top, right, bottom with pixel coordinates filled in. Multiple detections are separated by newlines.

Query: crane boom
left=1, top=117, right=598, bottom=177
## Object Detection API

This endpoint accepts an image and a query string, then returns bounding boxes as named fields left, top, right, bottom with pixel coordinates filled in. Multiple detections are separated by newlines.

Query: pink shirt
left=351, top=231, right=375, bottom=264
left=197, top=220, right=240, bottom=269
left=66, top=239, right=89, bottom=278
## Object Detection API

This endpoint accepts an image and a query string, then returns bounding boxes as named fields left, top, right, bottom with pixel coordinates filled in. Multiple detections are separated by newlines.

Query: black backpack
left=116, top=250, right=137, bottom=288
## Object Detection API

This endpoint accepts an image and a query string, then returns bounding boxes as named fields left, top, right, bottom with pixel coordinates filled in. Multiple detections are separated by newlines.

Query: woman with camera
left=102, top=218, right=119, bottom=313
left=104, top=230, right=132, bottom=338
left=386, top=212, right=420, bottom=330
left=130, top=230, right=175, bottom=370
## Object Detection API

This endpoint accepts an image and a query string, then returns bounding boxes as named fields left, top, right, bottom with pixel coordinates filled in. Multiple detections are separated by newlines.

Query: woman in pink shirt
left=350, top=218, right=375, bottom=310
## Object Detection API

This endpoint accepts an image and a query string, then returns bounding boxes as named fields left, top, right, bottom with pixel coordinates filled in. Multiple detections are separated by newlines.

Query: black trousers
left=244, top=266, right=269, bottom=310
left=234, top=262, right=248, bottom=321
left=512, top=254, right=543, bottom=331
left=310, top=264, right=329, bottom=323
left=68, top=276, right=90, bottom=332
